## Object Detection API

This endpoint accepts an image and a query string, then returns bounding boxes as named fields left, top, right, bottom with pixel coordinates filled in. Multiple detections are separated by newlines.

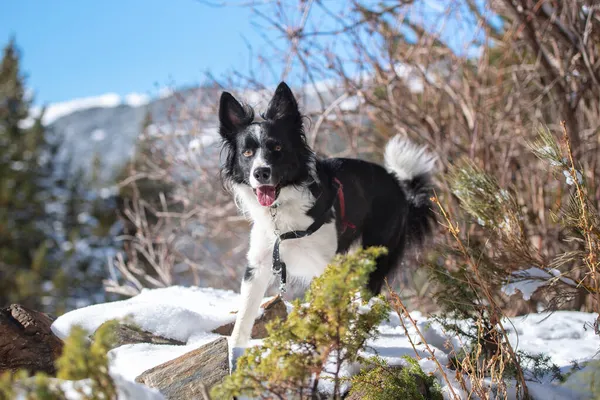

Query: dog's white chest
left=235, top=184, right=338, bottom=280
left=249, top=221, right=337, bottom=280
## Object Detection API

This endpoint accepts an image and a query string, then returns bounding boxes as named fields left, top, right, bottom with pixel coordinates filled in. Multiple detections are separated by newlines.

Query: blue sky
left=1, top=1, right=263, bottom=105
left=2, top=1, right=494, bottom=107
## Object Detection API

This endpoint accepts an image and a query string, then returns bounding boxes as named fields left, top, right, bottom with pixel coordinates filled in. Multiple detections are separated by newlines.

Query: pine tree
left=0, top=39, right=53, bottom=310
left=0, top=40, right=122, bottom=312
left=118, top=109, right=172, bottom=209
left=213, top=248, right=391, bottom=399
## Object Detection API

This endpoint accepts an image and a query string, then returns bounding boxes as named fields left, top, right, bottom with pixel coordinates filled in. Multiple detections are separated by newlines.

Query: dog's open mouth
left=254, top=185, right=280, bottom=207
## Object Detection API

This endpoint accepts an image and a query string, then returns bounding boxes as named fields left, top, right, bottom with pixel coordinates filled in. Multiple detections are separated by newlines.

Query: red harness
left=333, top=177, right=356, bottom=233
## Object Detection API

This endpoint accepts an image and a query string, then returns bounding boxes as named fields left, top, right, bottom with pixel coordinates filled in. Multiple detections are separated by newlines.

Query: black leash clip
left=272, top=237, right=287, bottom=293
left=269, top=183, right=340, bottom=294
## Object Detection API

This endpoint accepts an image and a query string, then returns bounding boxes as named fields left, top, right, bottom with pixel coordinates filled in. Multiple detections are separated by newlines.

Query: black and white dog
left=219, top=82, right=436, bottom=364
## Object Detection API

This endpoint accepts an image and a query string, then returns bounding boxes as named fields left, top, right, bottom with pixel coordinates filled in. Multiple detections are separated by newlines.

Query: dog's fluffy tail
left=384, top=135, right=437, bottom=245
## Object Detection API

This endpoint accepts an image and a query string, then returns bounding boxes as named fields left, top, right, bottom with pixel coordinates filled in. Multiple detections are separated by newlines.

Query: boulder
left=0, top=304, right=64, bottom=375
left=92, top=321, right=185, bottom=350
left=136, top=337, right=228, bottom=399
left=212, top=295, right=287, bottom=338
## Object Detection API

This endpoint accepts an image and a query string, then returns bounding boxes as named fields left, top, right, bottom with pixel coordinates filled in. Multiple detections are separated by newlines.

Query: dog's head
left=218, top=82, right=314, bottom=207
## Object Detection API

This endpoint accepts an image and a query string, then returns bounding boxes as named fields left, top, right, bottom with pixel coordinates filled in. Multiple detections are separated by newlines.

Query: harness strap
left=272, top=177, right=356, bottom=293
left=333, top=177, right=356, bottom=233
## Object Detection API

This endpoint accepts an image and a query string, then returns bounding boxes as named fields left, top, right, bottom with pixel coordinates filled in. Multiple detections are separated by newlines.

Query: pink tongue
left=256, top=186, right=276, bottom=207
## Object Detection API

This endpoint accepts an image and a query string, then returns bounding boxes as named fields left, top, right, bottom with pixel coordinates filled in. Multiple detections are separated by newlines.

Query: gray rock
left=92, top=322, right=185, bottom=350
left=212, top=295, right=288, bottom=339
left=135, top=337, right=228, bottom=399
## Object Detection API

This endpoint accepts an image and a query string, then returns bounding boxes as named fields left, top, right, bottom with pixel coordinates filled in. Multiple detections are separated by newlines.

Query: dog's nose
left=253, top=167, right=271, bottom=184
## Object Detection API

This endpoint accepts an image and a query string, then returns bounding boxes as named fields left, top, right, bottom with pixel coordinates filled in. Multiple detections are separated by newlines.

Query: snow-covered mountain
left=39, top=86, right=218, bottom=184
left=36, top=81, right=363, bottom=185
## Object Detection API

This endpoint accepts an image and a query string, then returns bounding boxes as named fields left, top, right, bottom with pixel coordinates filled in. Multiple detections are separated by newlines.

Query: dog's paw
left=228, top=346, right=246, bottom=374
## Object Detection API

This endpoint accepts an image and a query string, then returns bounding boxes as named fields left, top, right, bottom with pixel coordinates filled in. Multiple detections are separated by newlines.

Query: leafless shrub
left=225, top=0, right=600, bottom=312
left=105, top=86, right=251, bottom=295
left=110, top=1, right=599, bottom=314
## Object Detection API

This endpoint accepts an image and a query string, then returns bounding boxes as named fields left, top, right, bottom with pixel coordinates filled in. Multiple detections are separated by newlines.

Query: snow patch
left=502, top=267, right=578, bottom=300
left=21, top=92, right=152, bottom=128
left=502, top=267, right=550, bottom=300
left=563, top=169, right=583, bottom=186
left=188, top=127, right=220, bottom=152
left=91, top=129, right=106, bottom=142
left=158, top=87, right=174, bottom=99
left=124, top=93, right=151, bottom=107
left=13, top=374, right=165, bottom=400
left=52, top=286, right=240, bottom=343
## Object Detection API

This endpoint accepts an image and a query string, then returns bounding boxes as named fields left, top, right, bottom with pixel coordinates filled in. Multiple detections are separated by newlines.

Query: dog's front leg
left=229, top=262, right=271, bottom=372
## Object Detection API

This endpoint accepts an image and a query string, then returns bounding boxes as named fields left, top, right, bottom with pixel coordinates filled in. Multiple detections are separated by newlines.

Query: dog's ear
left=265, top=82, right=300, bottom=122
left=219, top=92, right=253, bottom=139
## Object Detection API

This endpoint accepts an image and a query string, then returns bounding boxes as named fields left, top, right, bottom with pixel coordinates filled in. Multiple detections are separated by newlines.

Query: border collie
left=219, top=82, right=436, bottom=366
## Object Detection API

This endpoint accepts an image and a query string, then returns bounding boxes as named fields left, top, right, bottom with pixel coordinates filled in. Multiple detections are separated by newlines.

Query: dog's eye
left=274, top=145, right=282, bottom=152
left=243, top=149, right=254, bottom=157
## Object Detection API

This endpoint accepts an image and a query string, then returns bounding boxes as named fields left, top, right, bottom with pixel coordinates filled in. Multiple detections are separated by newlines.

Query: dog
left=218, top=82, right=436, bottom=367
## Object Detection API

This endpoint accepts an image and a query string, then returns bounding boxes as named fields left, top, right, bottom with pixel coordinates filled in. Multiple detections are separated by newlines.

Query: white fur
left=230, top=259, right=271, bottom=348
left=229, top=183, right=338, bottom=350
left=248, top=125, right=268, bottom=189
left=347, top=236, right=363, bottom=254
left=250, top=123, right=262, bottom=141
left=234, top=184, right=338, bottom=279
left=384, top=135, right=436, bottom=181
left=249, top=148, right=268, bottom=188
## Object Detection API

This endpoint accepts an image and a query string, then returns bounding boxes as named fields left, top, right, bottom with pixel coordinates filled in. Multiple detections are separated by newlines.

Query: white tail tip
left=384, top=135, right=436, bottom=181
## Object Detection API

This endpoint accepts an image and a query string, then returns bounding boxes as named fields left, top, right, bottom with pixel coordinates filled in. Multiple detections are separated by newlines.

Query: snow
left=502, top=267, right=551, bottom=300
left=562, top=361, right=600, bottom=398
left=20, top=91, right=153, bottom=128
left=563, top=169, right=583, bottom=186
left=99, top=186, right=118, bottom=199
left=36, top=93, right=120, bottom=125
left=52, top=286, right=240, bottom=343
left=393, top=63, right=425, bottom=92
left=14, top=376, right=165, bottom=400
left=91, top=129, right=106, bottom=142
left=504, top=311, right=598, bottom=366
left=51, top=286, right=600, bottom=399
left=10, top=161, right=25, bottom=171
left=49, top=286, right=244, bottom=399
left=158, top=87, right=174, bottom=99
left=502, top=267, right=578, bottom=300
left=187, top=127, right=220, bottom=152
left=123, top=93, right=151, bottom=107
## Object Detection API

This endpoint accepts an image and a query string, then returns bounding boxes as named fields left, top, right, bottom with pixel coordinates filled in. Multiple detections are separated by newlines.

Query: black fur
left=243, top=266, right=255, bottom=281
left=219, top=82, right=435, bottom=294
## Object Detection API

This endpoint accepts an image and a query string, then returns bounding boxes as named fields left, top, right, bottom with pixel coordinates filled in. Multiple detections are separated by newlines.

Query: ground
left=50, top=286, right=600, bottom=399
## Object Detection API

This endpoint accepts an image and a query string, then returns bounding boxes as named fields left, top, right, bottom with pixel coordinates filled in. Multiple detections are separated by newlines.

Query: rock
left=92, top=322, right=185, bottom=350
left=136, top=337, right=228, bottom=399
left=0, top=304, right=64, bottom=375
left=212, top=295, right=288, bottom=339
